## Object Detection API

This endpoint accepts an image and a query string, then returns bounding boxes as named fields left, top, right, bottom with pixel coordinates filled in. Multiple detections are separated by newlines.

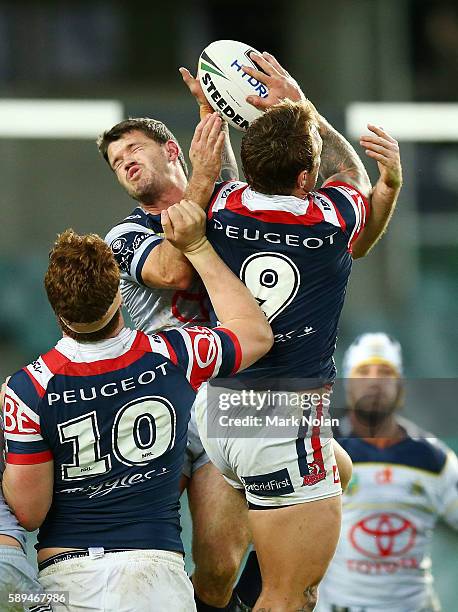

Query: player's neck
left=290, top=186, right=310, bottom=199
left=352, top=416, right=405, bottom=448
left=139, top=183, right=186, bottom=215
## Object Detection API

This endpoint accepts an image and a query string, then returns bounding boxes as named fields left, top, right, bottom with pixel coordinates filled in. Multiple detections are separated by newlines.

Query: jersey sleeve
left=158, top=326, right=242, bottom=391
left=207, top=180, right=247, bottom=219
left=434, top=449, right=458, bottom=530
left=105, top=222, right=162, bottom=285
left=317, top=181, right=370, bottom=251
left=2, top=369, right=53, bottom=465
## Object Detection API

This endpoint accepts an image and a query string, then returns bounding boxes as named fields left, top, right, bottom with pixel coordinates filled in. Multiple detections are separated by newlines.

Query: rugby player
left=1, top=385, right=50, bottom=612
left=99, top=112, right=252, bottom=612
left=317, top=333, right=458, bottom=612
left=1, top=200, right=273, bottom=611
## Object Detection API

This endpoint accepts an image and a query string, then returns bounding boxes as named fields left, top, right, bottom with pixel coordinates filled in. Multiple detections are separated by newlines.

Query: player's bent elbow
left=263, top=324, right=275, bottom=352
left=351, top=243, right=372, bottom=259
left=253, top=322, right=274, bottom=360
left=16, top=511, right=45, bottom=532
left=172, top=272, right=194, bottom=290
left=143, top=268, right=194, bottom=290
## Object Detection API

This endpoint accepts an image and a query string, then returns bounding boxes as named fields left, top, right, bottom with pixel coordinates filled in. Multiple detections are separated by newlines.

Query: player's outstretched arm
left=162, top=200, right=274, bottom=370
left=351, top=125, right=402, bottom=259
left=318, top=117, right=372, bottom=197
left=180, top=67, right=239, bottom=183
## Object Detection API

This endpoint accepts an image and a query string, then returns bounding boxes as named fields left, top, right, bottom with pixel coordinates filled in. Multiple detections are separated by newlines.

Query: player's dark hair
left=45, top=229, right=121, bottom=342
left=97, top=118, right=189, bottom=177
left=241, top=100, right=319, bottom=195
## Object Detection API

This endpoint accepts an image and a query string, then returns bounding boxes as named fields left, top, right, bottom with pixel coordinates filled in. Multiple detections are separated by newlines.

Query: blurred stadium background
left=0, top=0, right=456, bottom=607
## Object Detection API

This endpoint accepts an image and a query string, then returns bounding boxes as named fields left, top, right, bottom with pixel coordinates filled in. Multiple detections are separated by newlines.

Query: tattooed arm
left=180, top=67, right=239, bottom=182
left=319, top=115, right=371, bottom=197
left=220, top=121, right=239, bottom=181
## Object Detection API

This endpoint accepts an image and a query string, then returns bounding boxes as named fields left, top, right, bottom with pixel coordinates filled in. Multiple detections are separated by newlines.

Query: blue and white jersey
left=206, top=180, right=370, bottom=383
left=2, top=326, right=241, bottom=552
left=319, top=420, right=458, bottom=610
left=105, top=208, right=211, bottom=333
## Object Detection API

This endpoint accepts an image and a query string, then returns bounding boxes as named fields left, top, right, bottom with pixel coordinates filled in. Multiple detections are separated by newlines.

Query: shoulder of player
left=104, top=207, right=161, bottom=243
left=400, top=418, right=452, bottom=473
left=209, top=180, right=248, bottom=212
left=6, top=361, right=47, bottom=408
left=336, top=418, right=450, bottom=475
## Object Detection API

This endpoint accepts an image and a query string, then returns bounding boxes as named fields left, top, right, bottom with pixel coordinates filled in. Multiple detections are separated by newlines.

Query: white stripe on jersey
left=175, top=328, right=194, bottom=382
left=332, top=185, right=362, bottom=246
left=147, top=334, right=172, bottom=360
left=25, top=357, right=53, bottom=392
left=211, top=181, right=246, bottom=215
left=242, top=187, right=310, bottom=215
left=312, top=192, right=343, bottom=228
left=105, top=222, right=161, bottom=244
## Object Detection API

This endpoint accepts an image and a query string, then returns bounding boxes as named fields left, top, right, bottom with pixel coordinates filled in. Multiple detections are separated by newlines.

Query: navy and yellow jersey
left=105, top=208, right=210, bottom=333
left=206, top=180, right=370, bottom=383
left=2, top=326, right=241, bottom=552
left=319, top=419, right=458, bottom=609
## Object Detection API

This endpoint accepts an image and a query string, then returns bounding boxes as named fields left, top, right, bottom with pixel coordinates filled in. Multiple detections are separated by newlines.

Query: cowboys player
left=317, top=333, right=458, bottom=612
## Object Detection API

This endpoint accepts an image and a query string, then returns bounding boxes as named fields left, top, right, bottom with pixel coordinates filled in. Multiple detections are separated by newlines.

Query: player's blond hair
left=241, top=99, right=320, bottom=195
left=45, top=229, right=121, bottom=342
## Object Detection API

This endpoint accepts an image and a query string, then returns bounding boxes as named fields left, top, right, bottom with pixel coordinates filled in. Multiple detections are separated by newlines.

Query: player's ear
left=296, top=169, right=309, bottom=190
left=165, top=140, right=180, bottom=162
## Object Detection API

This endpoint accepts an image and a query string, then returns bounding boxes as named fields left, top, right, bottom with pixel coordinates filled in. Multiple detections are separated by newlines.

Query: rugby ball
left=197, top=40, right=268, bottom=131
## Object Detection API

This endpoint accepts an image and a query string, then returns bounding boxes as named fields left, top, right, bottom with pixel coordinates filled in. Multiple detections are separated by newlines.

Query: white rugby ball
left=198, top=40, right=268, bottom=131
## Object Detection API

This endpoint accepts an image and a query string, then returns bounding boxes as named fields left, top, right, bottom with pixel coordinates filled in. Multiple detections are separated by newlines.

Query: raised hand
left=179, top=66, right=214, bottom=118
left=360, top=125, right=402, bottom=190
left=189, top=112, right=225, bottom=181
left=241, top=51, right=305, bottom=111
left=161, top=199, right=208, bottom=254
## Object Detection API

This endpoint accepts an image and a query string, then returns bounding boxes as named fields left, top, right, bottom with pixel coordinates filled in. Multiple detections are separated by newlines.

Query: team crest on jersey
left=302, top=460, right=326, bottom=486
left=111, top=237, right=127, bottom=255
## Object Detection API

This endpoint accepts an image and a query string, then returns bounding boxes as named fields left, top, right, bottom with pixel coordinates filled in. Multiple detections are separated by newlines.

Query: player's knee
left=193, top=546, right=240, bottom=593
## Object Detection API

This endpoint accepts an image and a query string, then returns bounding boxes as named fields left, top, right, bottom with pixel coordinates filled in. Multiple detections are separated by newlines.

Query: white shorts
left=182, top=403, right=210, bottom=478
left=195, top=387, right=342, bottom=508
left=38, top=549, right=196, bottom=612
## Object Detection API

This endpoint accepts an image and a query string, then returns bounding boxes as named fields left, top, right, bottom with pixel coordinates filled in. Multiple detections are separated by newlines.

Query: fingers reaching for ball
left=242, top=52, right=305, bottom=111
left=360, top=125, right=402, bottom=190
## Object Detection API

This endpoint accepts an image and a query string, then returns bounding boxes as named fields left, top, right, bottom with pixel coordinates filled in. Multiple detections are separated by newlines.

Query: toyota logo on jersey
left=350, top=512, right=417, bottom=559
